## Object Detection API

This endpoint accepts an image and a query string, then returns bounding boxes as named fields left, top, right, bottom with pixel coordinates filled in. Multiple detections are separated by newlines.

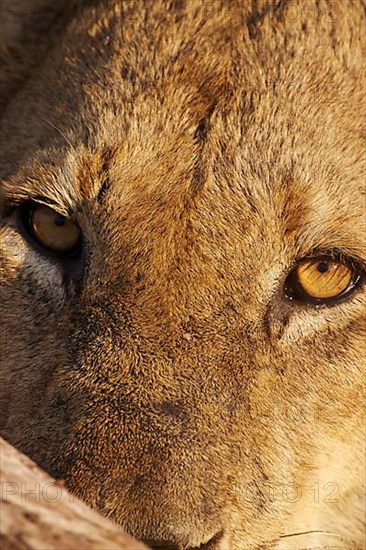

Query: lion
left=1, top=1, right=365, bottom=548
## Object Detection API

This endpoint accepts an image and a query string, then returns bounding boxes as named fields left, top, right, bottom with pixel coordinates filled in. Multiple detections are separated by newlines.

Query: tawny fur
left=0, top=1, right=365, bottom=548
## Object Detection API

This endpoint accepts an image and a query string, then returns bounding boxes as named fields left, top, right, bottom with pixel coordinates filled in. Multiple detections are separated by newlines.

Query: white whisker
left=40, top=116, right=77, bottom=155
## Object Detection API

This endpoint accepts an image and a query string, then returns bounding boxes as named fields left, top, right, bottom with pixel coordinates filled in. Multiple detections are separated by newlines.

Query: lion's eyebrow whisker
left=40, top=116, right=77, bottom=155
left=279, top=530, right=343, bottom=539
left=266, top=529, right=347, bottom=549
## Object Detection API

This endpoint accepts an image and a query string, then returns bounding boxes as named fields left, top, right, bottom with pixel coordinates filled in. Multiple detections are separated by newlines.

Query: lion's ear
left=0, top=0, right=80, bottom=111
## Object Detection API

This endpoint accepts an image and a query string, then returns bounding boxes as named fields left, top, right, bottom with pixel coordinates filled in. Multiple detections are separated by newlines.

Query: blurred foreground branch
left=0, top=437, right=149, bottom=550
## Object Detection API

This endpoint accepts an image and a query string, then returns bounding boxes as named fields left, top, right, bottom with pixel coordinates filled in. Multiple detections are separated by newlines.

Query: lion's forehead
left=2, top=0, right=365, bottom=198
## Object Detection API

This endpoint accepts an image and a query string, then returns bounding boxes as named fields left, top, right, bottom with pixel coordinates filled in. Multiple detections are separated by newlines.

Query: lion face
left=1, top=1, right=365, bottom=548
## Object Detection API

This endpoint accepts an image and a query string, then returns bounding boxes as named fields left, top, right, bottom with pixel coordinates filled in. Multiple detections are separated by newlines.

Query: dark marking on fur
left=121, top=65, right=137, bottom=85
left=156, top=400, right=188, bottom=422
left=96, top=147, right=115, bottom=204
left=191, top=104, right=217, bottom=195
left=247, top=0, right=288, bottom=40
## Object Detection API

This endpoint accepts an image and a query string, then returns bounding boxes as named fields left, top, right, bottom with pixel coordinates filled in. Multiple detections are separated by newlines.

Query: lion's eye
left=286, top=256, right=360, bottom=304
left=20, top=203, right=82, bottom=257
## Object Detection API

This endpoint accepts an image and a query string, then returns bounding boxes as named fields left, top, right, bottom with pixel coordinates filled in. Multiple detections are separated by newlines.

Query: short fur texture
left=1, top=1, right=365, bottom=548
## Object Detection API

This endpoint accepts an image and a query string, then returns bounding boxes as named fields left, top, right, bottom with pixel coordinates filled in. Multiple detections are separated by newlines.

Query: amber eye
left=286, top=256, right=360, bottom=304
left=21, top=203, right=82, bottom=256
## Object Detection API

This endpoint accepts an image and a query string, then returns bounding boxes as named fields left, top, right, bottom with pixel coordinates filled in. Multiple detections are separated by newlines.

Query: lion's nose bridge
left=69, top=301, right=237, bottom=542
left=77, top=283, right=189, bottom=344
left=120, top=454, right=223, bottom=546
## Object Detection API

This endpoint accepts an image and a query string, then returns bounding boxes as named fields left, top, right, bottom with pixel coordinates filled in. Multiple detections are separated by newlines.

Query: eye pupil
left=317, top=262, right=329, bottom=273
left=55, top=215, right=66, bottom=227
